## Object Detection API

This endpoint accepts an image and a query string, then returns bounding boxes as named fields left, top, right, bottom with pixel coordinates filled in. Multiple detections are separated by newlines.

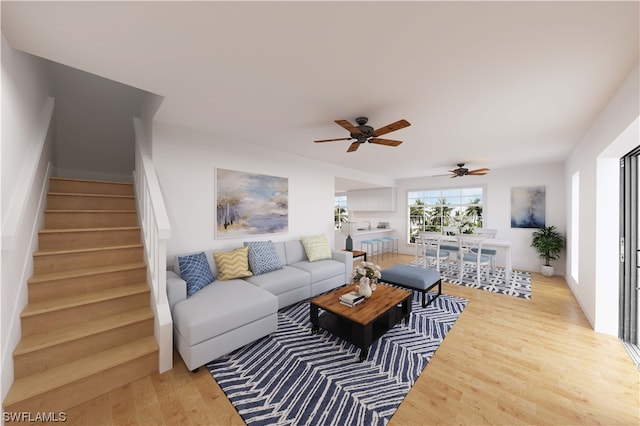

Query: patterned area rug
left=409, top=259, right=532, bottom=299
left=207, top=291, right=467, bottom=426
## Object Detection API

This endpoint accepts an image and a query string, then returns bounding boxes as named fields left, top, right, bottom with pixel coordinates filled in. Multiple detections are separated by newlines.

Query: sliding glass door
left=619, top=146, right=640, bottom=344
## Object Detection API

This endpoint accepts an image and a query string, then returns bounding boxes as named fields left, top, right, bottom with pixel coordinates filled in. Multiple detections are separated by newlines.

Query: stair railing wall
left=1, top=97, right=56, bottom=401
left=133, top=117, right=173, bottom=373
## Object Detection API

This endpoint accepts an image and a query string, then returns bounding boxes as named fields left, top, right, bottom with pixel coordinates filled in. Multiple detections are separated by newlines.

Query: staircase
left=3, top=177, right=158, bottom=413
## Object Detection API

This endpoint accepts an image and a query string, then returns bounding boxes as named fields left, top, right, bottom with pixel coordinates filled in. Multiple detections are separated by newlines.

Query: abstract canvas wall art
left=216, top=168, right=288, bottom=238
left=511, top=186, right=546, bottom=228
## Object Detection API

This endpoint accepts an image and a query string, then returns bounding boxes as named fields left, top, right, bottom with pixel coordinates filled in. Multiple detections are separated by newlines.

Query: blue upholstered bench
left=380, top=264, right=442, bottom=308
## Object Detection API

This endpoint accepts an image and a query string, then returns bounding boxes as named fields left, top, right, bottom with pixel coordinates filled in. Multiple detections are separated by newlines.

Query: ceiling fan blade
left=467, top=168, right=490, bottom=175
left=314, top=137, right=352, bottom=143
left=347, top=142, right=361, bottom=152
left=335, top=119, right=361, bottom=134
left=450, top=174, right=459, bottom=179
left=372, top=119, right=411, bottom=137
left=369, top=138, right=403, bottom=147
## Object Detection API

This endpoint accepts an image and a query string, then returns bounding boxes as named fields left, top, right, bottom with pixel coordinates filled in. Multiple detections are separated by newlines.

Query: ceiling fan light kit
left=314, top=116, right=411, bottom=152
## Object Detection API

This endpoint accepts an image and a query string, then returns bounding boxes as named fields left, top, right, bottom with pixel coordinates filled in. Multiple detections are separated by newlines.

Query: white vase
left=357, top=281, right=373, bottom=298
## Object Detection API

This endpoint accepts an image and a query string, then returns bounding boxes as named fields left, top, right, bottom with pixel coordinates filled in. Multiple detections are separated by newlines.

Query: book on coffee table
left=339, top=292, right=364, bottom=307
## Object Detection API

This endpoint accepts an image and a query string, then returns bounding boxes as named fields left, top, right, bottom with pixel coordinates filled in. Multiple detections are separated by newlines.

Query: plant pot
left=541, top=265, right=554, bottom=277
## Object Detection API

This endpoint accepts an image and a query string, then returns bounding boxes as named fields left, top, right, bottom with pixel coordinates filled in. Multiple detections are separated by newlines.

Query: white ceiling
left=2, top=1, right=639, bottom=188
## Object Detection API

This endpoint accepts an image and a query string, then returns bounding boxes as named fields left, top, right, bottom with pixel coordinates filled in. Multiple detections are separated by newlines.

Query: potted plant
left=531, top=225, right=565, bottom=276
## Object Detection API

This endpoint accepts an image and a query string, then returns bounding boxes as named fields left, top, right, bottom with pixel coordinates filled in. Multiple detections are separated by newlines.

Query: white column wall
left=1, top=36, right=54, bottom=402
left=566, top=63, right=639, bottom=335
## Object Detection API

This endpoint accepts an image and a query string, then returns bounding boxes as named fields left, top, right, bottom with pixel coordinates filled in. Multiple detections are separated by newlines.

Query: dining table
left=417, top=234, right=513, bottom=282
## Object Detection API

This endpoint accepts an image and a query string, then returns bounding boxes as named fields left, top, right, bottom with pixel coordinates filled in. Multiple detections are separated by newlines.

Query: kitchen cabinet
left=347, top=187, right=396, bottom=211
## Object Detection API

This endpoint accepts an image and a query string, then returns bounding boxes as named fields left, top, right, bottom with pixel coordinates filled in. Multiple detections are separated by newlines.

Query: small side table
left=344, top=249, right=366, bottom=262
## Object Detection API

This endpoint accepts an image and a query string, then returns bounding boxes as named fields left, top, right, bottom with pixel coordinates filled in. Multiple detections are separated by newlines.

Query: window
left=408, top=187, right=484, bottom=243
left=334, top=195, right=348, bottom=230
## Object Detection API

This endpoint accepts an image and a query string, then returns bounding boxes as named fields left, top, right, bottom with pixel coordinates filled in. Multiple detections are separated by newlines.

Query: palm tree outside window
left=334, top=195, right=348, bottom=230
left=408, top=188, right=484, bottom=243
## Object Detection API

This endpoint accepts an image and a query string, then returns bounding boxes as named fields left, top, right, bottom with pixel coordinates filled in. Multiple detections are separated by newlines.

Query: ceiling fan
left=441, top=163, right=490, bottom=178
left=314, top=116, right=411, bottom=152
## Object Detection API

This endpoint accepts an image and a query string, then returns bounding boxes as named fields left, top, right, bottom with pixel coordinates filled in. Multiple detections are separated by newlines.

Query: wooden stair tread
left=6, top=176, right=156, bottom=411
left=45, top=209, right=136, bottom=213
left=22, top=283, right=149, bottom=317
left=3, top=336, right=158, bottom=407
left=50, top=177, right=133, bottom=186
left=34, top=243, right=143, bottom=256
left=29, top=262, right=146, bottom=284
left=48, top=192, right=135, bottom=199
left=14, top=308, right=154, bottom=356
left=49, top=176, right=133, bottom=186
left=39, top=226, right=140, bottom=234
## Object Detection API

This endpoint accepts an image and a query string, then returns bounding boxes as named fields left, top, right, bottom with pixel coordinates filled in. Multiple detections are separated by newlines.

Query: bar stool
left=361, top=239, right=380, bottom=262
left=372, top=238, right=387, bottom=260
left=382, top=236, right=399, bottom=257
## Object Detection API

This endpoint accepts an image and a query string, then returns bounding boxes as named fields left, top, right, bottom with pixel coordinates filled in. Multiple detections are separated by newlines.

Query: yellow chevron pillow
left=213, top=246, right=253, bottom=280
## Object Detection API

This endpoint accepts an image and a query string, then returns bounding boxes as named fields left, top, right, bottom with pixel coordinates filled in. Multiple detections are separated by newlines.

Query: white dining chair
left=474, top=228, right=497, bottom=238
left=456, top=235, right=491, bottom=285
left=440, top=226, right=460, bottom=253
left=418, top=231, right=451, bottom=271
left=473, top=228, right=498, bottom=272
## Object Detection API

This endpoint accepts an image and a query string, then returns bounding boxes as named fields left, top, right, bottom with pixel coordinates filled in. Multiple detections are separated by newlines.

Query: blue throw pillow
left=178, top=252, right=215, bottom=297
left=244, top=241, right=283, bottom=276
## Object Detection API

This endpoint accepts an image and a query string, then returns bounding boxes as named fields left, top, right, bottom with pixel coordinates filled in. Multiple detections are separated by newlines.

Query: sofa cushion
left=243, top=265, right=310, bottom=295
left=172, top=280, right=277, bottom=346
left=290, top=259, right=345, bottom=283
left=284, top=240, right=307, bottom=264
left=300, top=234, right=332, bottom=262
left=213, top=246, right=253, bottom=280
left=178, top=252, right=215, bottom=296
left=244, top=241, right=283, bottom=275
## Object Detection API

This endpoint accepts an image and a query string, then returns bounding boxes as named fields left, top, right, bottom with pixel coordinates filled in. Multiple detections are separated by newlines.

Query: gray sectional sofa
left=166, top=239, right=353, bottom=371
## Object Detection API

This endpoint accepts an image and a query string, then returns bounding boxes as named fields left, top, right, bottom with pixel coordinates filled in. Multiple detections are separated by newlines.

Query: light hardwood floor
left=40, top=254, right=639, bottom=425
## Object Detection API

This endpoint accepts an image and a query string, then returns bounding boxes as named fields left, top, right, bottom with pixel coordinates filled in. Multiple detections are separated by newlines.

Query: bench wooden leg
left=384, top=278, right=442, bottom=308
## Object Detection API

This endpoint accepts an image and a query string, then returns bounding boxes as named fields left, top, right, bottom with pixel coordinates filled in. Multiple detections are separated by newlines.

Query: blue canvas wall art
left=511, top=186, right=546, bottom=228
left=216, top=168, right=288, bottom=238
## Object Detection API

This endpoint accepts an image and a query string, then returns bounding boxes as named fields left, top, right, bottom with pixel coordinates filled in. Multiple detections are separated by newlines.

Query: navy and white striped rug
left=409, top=259, right=532, bottom=299
left=207, top=291, right=467, bottom=426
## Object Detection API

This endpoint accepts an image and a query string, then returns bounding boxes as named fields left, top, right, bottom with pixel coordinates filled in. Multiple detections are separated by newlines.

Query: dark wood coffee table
left=310, top=283, right=413, bottom=361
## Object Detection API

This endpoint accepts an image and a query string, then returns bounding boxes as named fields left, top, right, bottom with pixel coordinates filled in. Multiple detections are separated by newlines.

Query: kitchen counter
left=352, top=228, right=395, bottom=235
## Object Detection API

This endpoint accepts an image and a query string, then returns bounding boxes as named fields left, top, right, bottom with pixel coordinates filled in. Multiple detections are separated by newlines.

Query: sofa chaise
left=167, top=238, right=353, bottom=371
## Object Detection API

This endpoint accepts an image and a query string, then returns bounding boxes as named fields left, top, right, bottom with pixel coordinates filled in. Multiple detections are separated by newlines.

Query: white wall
left=139, top=92, right=165, bottom=158
left=387, top=162, right=566, bottom=273
left=566, top=63, right=639, bottom=335
left=49, top=62, right=146, bottom=182
left=152, top=121, right=386, bottom=265
left=1, top=36, right=54, bottom=402
left=1, top=37, right=51, bottom=218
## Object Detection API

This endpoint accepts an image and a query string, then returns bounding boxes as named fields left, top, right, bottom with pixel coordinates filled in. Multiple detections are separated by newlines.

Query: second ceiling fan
left=314, top=116, right=411, bottom=152
left=444, top=163, right=490, bottom=178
